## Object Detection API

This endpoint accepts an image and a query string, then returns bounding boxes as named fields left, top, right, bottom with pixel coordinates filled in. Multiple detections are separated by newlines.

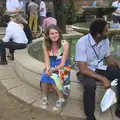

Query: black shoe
left=8, top=55, right=14, bottom=60
left=115, top=107, right=120, bottom=118
left=0, top=61, right=7, bottom=65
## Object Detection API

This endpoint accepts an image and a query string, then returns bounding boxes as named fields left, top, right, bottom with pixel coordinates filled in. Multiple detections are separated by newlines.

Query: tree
left=108, top=0, right=113, bottom=6
left=53, top=0, right=66, bottom=33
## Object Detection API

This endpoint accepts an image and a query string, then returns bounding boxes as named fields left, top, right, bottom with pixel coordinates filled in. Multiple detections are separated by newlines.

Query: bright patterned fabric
left=40, top=40, right=71, bottom=97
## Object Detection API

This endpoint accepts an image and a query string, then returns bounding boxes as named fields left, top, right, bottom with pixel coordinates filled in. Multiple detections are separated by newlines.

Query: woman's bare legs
left=52, top=84, right=64, bottom=99
left=40, top=83, right=48, bottom=97
left=40, top=83, right=49, bottom=109
left=52, top=84, right=65, bottom=111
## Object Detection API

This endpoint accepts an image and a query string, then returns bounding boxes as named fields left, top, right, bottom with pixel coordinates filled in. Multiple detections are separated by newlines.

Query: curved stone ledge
left=14, top=35, right=116, bottom=103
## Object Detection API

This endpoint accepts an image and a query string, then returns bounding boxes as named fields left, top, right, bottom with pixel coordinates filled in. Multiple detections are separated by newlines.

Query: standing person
left=28, top=0, right=39, bottom=35
left=92, top=1, right=97, bottom=6
left=40, top=25, right=71, bottom=111
left=112, top=0, right=120, bottom=23
left=0, top=15, right=28, bottom=64
left=39, top=0, right=46, bottom=27
left=75, top=19, right=120, bottom=120
left=42, top=12, right=57, bottom=32
left=6, top=0, right=24, bottom=15
left=46, top=0, right=55, bottom=17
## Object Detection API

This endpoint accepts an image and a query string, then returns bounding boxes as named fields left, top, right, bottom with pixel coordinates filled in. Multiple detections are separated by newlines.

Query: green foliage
left=63, top=4, right=85, bottom=24
left=108, top=0, right=113, bottom=6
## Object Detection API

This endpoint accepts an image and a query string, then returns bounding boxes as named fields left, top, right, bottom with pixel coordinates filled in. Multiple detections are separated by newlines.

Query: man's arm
left=115, top=10, right=120, bottom=14
left=106, top=56, right=119, bottom=68
left=112, top=2, right=120, bottom=14
left=78, top=62, right=109, bottom=81
left=2, top=28, right=12, bottom=42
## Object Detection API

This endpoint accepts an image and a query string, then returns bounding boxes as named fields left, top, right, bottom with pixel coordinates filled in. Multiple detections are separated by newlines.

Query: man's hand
left=103, top=79, right=111, bottom=89
left=117, top=61, right=120, bottom=68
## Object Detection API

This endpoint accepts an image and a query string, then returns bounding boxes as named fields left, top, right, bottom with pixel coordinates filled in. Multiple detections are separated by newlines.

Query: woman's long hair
left=44, top=24, right=63, bottom=51
left=13, top=14, right=27, bottom=24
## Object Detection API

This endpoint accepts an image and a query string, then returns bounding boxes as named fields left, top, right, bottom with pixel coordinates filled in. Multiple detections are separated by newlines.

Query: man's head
left=2, top=14, right=11, bottom=24
left=90, top=19, right=108, bottom=40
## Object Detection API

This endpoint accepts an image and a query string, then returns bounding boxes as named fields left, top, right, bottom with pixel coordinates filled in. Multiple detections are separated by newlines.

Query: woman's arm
left=52, top=41, right=69, bottom=72
left=43, top=44, right=50, bottom=71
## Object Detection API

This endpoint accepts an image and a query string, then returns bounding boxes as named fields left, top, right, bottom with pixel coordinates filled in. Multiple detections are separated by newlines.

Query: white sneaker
left=40, top=96, right=49, bottom=110
left=53, top=98, right=65, bottom=111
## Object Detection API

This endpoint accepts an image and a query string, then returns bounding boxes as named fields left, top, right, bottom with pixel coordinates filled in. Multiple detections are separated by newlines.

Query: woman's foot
left=40, top=96, right=49, bottom=110
left=53, top=98, right=65, bottom=111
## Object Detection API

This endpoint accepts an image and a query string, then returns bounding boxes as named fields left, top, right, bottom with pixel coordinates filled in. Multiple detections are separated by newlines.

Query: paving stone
left=32, top=92, right=61, bottom=114
left=111, top=105, right=120, bottom=120
left=61, top=100, right=113, bottom=120
left=1, top=78, right=24, bottom=90
left=8, top=84, right=40, bottom=104
left=0, top=67, right=17, bottom=80
left=61, top=100, right=86, bottom=119
left=95, top=104, right=113, bottom=120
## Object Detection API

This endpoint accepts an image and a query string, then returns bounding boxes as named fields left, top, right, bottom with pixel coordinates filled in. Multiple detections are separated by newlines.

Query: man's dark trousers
left=0, top=40, right=27, bottom=61
left=113, top=15, right=120, bottom=23
left=78, top=66, right=120, bottom=119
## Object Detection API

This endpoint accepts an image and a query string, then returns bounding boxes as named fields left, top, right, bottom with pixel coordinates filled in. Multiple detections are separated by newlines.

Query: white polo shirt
left=112, top=1, right=120, bottom=16
left=75, top=34, right=110, bottom=71
left=40, top=1, right=46, bottom=17
left=6, top=0, right=24, bottom=12
left=3, top=21, right=28, bottom=44
left=6, top=0, right=19, bottom=12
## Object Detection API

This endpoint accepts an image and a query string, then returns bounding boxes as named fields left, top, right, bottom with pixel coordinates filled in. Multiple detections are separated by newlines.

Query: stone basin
left=72, top=23, right=120, bottom=36
left=14, top=37, right=118, bottom=103
left=82, top=6, right=117, bottom=18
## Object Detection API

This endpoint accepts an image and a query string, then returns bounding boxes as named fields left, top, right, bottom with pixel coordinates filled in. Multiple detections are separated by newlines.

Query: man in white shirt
left=112, top=0, right=120, bottom=23
left=0, top=15, right=28, bottom=65
left=39, top=0, right=46, bottom=25
left=75, top=19, right=120, bottom=120
left=6, top=0, right=24, bottom=15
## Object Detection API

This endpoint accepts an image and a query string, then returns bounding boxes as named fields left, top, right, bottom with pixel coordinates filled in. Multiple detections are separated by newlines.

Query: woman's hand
left=46, top=69, right=53, bottom=76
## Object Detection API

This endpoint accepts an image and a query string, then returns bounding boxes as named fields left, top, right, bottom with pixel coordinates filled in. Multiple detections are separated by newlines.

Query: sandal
left=53, top=98, right=65, bottom=111
left=40, top=96, right=49, bottom=110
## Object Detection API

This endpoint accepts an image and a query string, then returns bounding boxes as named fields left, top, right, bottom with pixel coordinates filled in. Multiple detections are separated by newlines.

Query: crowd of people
left=0, top=0, right=120, bottom=120
left=0, top=0, right=57, bottom=64
left=6, top=0, right=57, bottom=35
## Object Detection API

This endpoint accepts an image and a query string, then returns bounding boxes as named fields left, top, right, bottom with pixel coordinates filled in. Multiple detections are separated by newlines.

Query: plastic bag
left=100, top=79, right=118, bottom=112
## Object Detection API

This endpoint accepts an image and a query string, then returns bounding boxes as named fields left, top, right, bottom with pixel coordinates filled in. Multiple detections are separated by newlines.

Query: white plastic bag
left=100, top=79, right=118, bottom=112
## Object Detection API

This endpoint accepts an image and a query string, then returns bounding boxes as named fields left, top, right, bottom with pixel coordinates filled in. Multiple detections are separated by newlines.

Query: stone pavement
left=0, top=61, right=119, bottom=120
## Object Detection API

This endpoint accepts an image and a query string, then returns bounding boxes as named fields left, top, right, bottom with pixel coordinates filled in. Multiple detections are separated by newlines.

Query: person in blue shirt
left=92, top=1, right=97, bottom=6
left=112, top=0, right=120, bottom=23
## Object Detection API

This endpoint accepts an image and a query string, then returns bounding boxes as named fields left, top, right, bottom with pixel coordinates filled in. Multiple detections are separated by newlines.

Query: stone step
left=70, top=70, right=117, bottom=103
left=0, top=62, right=118, bottom=120
left=61, top=99, right=113, bottom=120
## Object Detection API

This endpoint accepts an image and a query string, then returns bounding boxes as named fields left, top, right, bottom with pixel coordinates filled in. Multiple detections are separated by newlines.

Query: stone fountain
left=72, top=5, right=120, bottom=58
left=72, top=6, right=119, bottom=36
